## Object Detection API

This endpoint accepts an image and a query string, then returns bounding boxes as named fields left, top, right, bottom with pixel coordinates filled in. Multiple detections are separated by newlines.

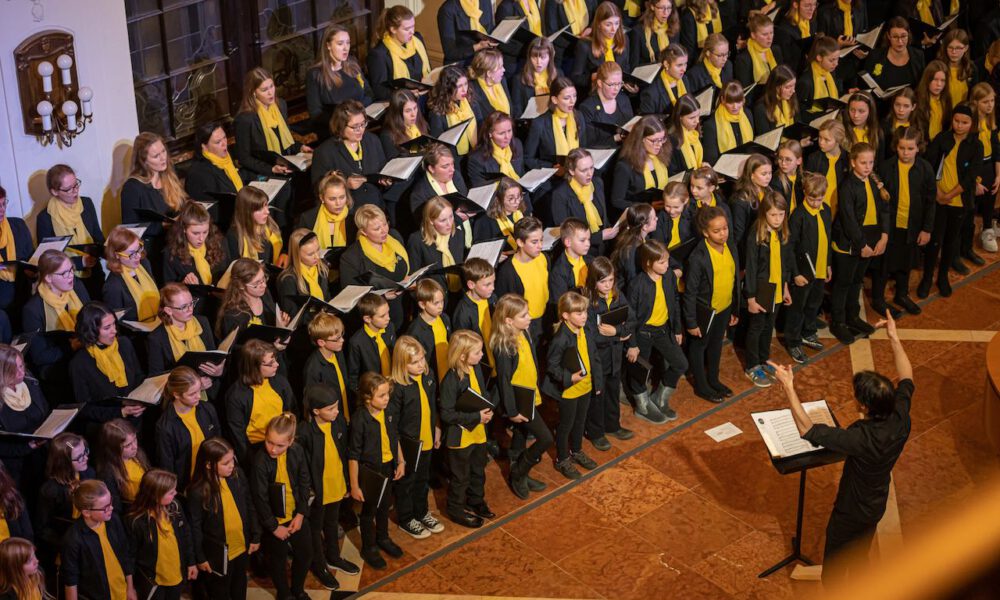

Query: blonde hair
left=308, top=311, right=344, bottom=341
left=391, top=335, right=427, bottom=385
left=447, top=330, right=483, bottom=375
left=71, top=479, right=110, bottom=511
left=489, top=294, right=529, bottom=357
left=557, top=291, right=589, bottom=321
left=970, top=82, right=997, bottom=130
left=265, top=412, right=297, bottom=440
left=420, top=196, right=455, bottom=245
left=0, top=537, right=46, bottom=600
left=280, top=228, right=329, bottom=295
left=802, top=171, right=828, bottom=199
left=354, top=204, right=388, bottom=232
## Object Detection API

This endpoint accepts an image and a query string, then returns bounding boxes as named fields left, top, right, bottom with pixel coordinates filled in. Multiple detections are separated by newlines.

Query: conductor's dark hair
left=853, top=371, right=895, bottom=420
left=75, top=301, right=116, bottom=347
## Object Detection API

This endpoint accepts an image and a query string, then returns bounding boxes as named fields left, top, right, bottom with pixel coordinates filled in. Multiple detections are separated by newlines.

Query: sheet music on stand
left=751, top=400, right=837, bottom=459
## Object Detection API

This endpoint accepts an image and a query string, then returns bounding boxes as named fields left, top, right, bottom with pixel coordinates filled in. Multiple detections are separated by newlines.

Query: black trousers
left=261, top=519, right=313, bottom=598
left=359, top=461, right=394, bottom=551
left=688, top=306, right=732, bottom=391
left=510, top=409, right=554, bottom=464
left=446, top=443, right=487, bottom=515
left=785, top=279, right=824, bottom=347
left=309, top=499, right=342, bottom=569
left=149, top=584, right=183, bottom=600
left=556, top=392, right=591, bottom=461
left=745, top=309, right=777, bottom=368
left=197, top=551, right=248, bottom=600
left=831, top=252, right=869, bottom=323
left=924, top=204, right=964, bottom=281
left=585, top=345, right=622, bottom=439
left=821, top=507, right=878, bottom=585
left=395, top=448, right=432, bottom=523
left=975, top=192, right=995, bottom=231
left=627, top=324, right=689, bottom=394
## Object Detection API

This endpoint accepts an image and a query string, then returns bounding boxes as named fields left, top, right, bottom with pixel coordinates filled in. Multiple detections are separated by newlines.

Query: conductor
left=769, top=310, right=913, bottom=584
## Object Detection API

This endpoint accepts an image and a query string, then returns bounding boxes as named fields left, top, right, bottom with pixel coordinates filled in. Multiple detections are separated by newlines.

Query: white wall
left=0, top=0, right=138, bottom=235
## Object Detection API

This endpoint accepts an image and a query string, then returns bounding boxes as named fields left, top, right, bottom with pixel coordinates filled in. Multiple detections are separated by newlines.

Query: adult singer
left=770, top=310, right=913, bottom=584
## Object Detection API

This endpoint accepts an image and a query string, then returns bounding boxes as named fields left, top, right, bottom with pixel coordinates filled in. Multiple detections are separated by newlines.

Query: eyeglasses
left=54, top=268, right=75, bottom=279
left=58, top=179, right=82, bottom=193
left=646, top=137, right=667, bottom=145
left=710, top=50, right=730, bottom=59
left=347, top=121, right=367, bottom=131
left=117, top=243, right=145, bottom=260
left=72, top=448, right=90, bottom=462
left=86, top=503, right=114, bottom=514
left=889, top=34, right=909, bottom=41
left=325, top=335, right=344, bottom=343
left=601, top=80, right=624, bottom=88
left=247, top=278, right=267, bottom=289
left=262, top=359, right=279, bottom=368
left=167, top=300, right=197, bottom=311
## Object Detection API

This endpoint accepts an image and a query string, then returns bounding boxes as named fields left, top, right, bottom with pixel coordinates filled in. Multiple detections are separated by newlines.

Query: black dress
left=579, top=93, right=635, bottom=149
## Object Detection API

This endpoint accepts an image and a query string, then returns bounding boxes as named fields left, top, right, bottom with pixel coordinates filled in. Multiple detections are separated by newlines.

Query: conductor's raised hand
left=873, top=309, right=898, bottom=340
left=767, top=361, right=794, bottom=388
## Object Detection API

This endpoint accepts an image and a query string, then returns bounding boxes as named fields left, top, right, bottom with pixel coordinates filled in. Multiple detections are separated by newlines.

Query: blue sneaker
left=760, top=363, right=778, bottom=382
left=745, top=366, right=772, bottom=388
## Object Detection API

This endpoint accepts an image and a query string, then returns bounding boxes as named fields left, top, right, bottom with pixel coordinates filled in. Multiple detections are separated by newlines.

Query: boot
left=651, top=384, right=676, bottom=416
left=509, top=457, right=530, bottom=500
left=633, top=391, right=667, bottom=424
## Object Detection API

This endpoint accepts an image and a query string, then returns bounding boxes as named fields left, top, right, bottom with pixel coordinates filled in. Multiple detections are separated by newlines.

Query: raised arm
left=875, top=310, right=912, bottom=381
left=770, top=361, right=813, bottom=436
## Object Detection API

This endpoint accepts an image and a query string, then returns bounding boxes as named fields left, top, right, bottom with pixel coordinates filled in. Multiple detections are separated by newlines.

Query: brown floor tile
left=375, top=564, right=469, bottom=595
left=502, top=493, right=620, bottom=564
left=868, top=339, right=957, bottom=372
left=691, top=529, right=822, bottom=598
left=911, top=285, right=1000, bottom=331
left=570, top=456, right=689, bottom=523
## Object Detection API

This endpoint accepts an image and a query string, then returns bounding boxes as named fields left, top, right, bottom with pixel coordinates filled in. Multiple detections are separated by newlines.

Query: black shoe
left=377, top=537, right=403, bottom=558
left=801, top=335, right=824, bottom=350
left=327, top=556, right=360, bottom=575
left=526, top=475, right=547, bottom=491
left=830, top=322, right=856, bottom=345
left=938, top=277, right=953, bottom=297
left=510, top=473, right=530, bottom=500
left=486, top=440, right=501, bottom=459
left=448, top=511, right=483, bottom=528
left=871, top=301, right=902, bottom=320
left=788, top=346, right=808, bottom=364
left=894, top=295, right=922, bottom=315
left=848, top=317, right=876, bottom=336
left=362, top=547, right=386, bottom=569
left=813, top=317, right=828, bottom=330
left=555, top=457, right=582, bottom=480
left=467, top=503, right=496, bottom=519
left=963, top=251, right=986, bottom=266
left=607, top=427, right=635, bottom=440
left=710, top=382, right=733, bottom=397
left=916, top=277, right=932, bottom=299
left=312, top=568, right=340, bottom=590
left=572, top=450, right=598, bottom=470
left=951, top=258, right=970, bottom=275
left=693, top=387, right=724, bottom=403
left=588, top=436, right=612, bottom=451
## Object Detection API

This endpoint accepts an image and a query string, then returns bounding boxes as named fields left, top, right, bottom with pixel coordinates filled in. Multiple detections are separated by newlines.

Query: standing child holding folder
left=127, top=469, right=197, bottom=600
left=785, top=173, right=833, bottom=364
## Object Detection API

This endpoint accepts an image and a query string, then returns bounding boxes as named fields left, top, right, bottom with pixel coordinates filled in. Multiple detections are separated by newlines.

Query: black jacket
left=743, top=228, right=794, bottom=301
left=367, top=34, right=431, bottom=101
left=60, top=516, right=134, bottom=598
left=610, top=159, right=666, bottom=213
left=495, top=253, right=549, bottom=300
left=683, top=239, right=743, bottom=329
left=548, top=251, right=587, bottom=309
left=232, top=100, right=303, bottom=177
left=877, top=156, right=937, bottom=241
left=543, top=0, right=599, bottom=59
left=121, top=178, right=173, bottom=243
left=162, top=243, right=231, bottom=287
left=408, top=171, right=470, bottom=217
left=389, top=373, right=439, bottom=443
left=305, top=65, right=372, bottom=138
left=225, top=228, right=277, bottom=265
left=796, top=66, right=843, bottom=114
left=276, top=269, right=331, bottom=318
left=346, top=322, right=398, bottom=392
left=69, top=336, right=145, bottom=425
left=679, top=6, right=724, bottom=58
left=550, top=177, right=610, bottom=252
left=579, top=93, right=635, bottom=149
left=250, top=443, right=311, bottom=531
left=102, top=259, right=157, bottom=322
left=437, top=0, right=496, bottom=65
left=542, top=322, right=605, bottom=399
left=469, top=78, right=514, bottom=123
left=311, top=133, right=387, bottom=209
left=296, top=417, right=350, bottom=502
left=218, top=291, right=278, bottom=341
left=405, top=315, right=453, bottom=382
left=524, top=109, right=590, bottom=169
left=752, top=101, right=801, bottom=136
left=35, top=469, right=95, bottom=555
left=787, top=202, right=833, bottom=281
left=147, top=315, right=217, bottom=375
left=406, top=229, right=466, bottom=292
left=349, top=405, right=400, bottom=468
left=629, top=23, right=679, bottom=67
left=303, top=349, right=353, bottom=414
left=625, top=269, right=683, bottom=345
left=570, top=37, right=631, bottom=90
left=493, top=335, right=539, bottom=415
left=831, top=173, right=893, bottom=255
left=816, top=2, right=868, bottom=42
left=701, top=107, right=754, bottom=166
left=36, top=198, right=104, bottom=276
left=638, top=74, right=692, bottom=116
left=923, top=130, right=984, bottom=209
left=438, top=366, right=488, bottom=448
left=129, top=509, right=195, bottom=595
left=466, top=138, right=526, bottom=187
left=155, top=401, right=221, bottom=491
left=187, top=468, right=260, bottom=571
left=733, top=45, right=785, bottom=88
left=804, top=150, right=848, bottom=200
left=685, top=61, right=734, bottom=94
left=21, top=280, right=90, bottom=377
left=183, top=153, right=254, bottom=203
left=224, top=375, right=297, bottom=464
left=451, top=293, right=494, bottom=338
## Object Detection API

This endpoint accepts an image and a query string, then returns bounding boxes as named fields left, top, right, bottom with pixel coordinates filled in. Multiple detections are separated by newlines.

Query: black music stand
left=758, top=448, right=845, bottom=578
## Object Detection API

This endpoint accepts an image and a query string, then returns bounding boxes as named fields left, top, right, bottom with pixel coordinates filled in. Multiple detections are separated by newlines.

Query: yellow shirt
left=512, top=333, right=542, bottom=406
left=647, top=275, right=668, bottom=326
left=430, top=317, right=449, bottom=382
left=0, top=513, right=9, bottom=541
left=939, top=141, right=962, bottom=207
left=472, top=295, right=493, bottom=365
left=324, top=351, right=350, bottom=423
left=374, top=409, right=394, bottom=463
left=124, top=459, right=145, bottom=502
left=155, top=516, right=183, bottom=586
left=512, top=255, right=549, bottom=319
left=456, top=369, right=487, bottom=448
left=706, top=241, right=735, bottom=312
left=563, top=327, right=593, bottom=399
left=275, top=453, right=295, bottom=523
left=247, top=379, right=283, bottom=444
left=897, top=162, right=912, bottom=229
left=177, top=406, right=205, bottom=477
left=416, top=377, right=433, bottom=448
left=318, top=422, right=347, bottom=504
left=567, top=253, right=588, bottom=287
left=94, top=521, right=127, bottom=600
left=364, top=324, right=391, bottom=376
left=219, top=478, right=246, bottom=559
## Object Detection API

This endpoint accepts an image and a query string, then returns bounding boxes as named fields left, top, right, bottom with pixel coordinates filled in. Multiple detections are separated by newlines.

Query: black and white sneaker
left=419, top=512, right=445, bottom=534
left=326, top=556, right=360, bottom=575
left=801, top=335, right=824, bottom=350
left=399, top=518, right=431, bottom=539
left=788, top=346, right=808, bottom=364
left=312, top=567, right=340, bottom=590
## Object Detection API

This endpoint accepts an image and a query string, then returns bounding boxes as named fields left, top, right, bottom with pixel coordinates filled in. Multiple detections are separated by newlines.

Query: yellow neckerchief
left=255, top=101, right=294, bottom=154
left=316, top=421, right=347, bottom=503
left=93, top=521, right=127, bottom=600
left=447, top=98, right=477, bottom=155
left=603, top=37, right=616, bottom=63
left=569, top=178, right=602, bottom=232
left=917, top=0, right=934, bottom=25
left=668, top=215, right=682, bottom=249
left=364, top=324, right=391, bottom=375
left=767, top=229, right=783, bottom=304
left=787, top=172, right=799, bottom=212
left=552, top=107, right=579, bottom=156
left=314, top=204, right=348, bottom=249
left=929, top=96, right=944, bottom=140
left=497, top=210, right=523, bottom=248
left=981, top=117, right=993, bottom=158
left=513, top=333, right=542, bottom=405
left=714, top=105, right=754, bottom=154
left=940, top=140, right=962, bottom=207
left=121, top=265, right=160, bottom=321
left=811, top=62, right=837, bottom=100
left=274, top=452, right=295, bottom=522
left=563, top=326, right=593, bottom=398
left=660, top=69, right=687, bottom=103
left=38, top=283, right=82, bottom=331
left=300, top=263, right=324, bottom=299
left=646, top=19, right=671, bottom=61
left=692, top=6, right=722, bottom=47
left=345, top=141, right=363, bottom=164
left=322, top=351, right=349, bottom=422
left=202, top=150, right=243, bottom=192
left=435, top=232, right=460, bottom=291
left=154, top=515, right=182, bottom=586
left=773, top=99, right=795, bottom=126
left=520, top=0, right=543, bottom=35
left=47, top=197, right=93, bottom=245
left=430, top=316, right=449, bottom=379
left=188, top=243, right=212, bottom=284
left=802, top=201, right=828, bottom=274
left=382, top=33, right=431, bottom=79
left=951, top=0, right=959, bottom=17
left=359, top=234, right=409, bottom=272
left=405, top=124, right=422, bottom=140
left=267, top=226, right=283, bottom=261
left=218, top=477, right=246, bottom=558
left=567, top=252, right=588, bottom=286
left=478, top=78, right=510, bottom=115
left=459, top=0, right=485, bottom=32
left=747, top=38, right=776, bottom=84
left=3, top=381, right=30, bottom=412
left=837, top=0, right=853, bottom=38
left=428, top=172, right=458, bottom=196
left=791, top=10, right=811, bottom=38
left=87, top=339, right=128, bottom=387
left=644, top=155, right=669, bottom=190
left=492, top=142, right=518, bottom=179
left=824, top=151, right=840, bottom=212
left=624, top=0, right=641, bottom=17
left=166, top=319, right=206, bottom=361
left=414, top=376, right=433, bottom=447
left=863, top=177, right=877, bottom=225
left=534, top=69, right=550, bottom=95
left=564, top=0, right=590, bottom=35
left=896, top=161, right=912, bottom=229
left=680, top=127, right=703, bottom=169
left=373, top=408, right=394, bottom=461
left=176, top=405, right=205, bottom=475
left=647, top=273, right=668, bottom=324
left=697, top=193, right=717, bottom=208
left=0, top=219, right=15, bottom=283
left=948, top=66, right=968, bottom=107
left=893, top=119, right=911, bottom=129
left=706, top=240, right=735, bottom=311
left=701, top=57, right=723, bottom=89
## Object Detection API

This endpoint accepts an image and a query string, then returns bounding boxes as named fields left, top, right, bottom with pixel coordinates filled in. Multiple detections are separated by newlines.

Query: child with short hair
left=405, top=279, right=452, bottom=382
left=549, top=218, right=592, bottom=305
left=785, top=173, right=833, bottom=364
left=495, top=217, right=549, bottom=340
left=304, top=311, right=352, bottom=419
left=127, top=469, right=197, bottom=600
left=347, top=293, right=396, bottom=391
left=61, top=480, right=136, bottom=600
left=451, top=258, right=496, bottom=365
left=544, top=291, right=604, bottom=480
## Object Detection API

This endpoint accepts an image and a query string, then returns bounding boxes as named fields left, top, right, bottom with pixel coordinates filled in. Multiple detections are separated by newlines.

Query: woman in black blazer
left=38, top=164, right=104, bottom=302
left=551, top=149, right=616, bottom=255
left=525, top=76, right=589, bottom=169
left=468, top=49, right=514, bottom=122
left=407, top=197, right=467, bottom=296
left=0, top=347, right=49, bottom=489
left=427, top=66, right=480, bottom=159
left=544, top=0, right=598, bottom=67
left=184, top=121, right=254, bottom=206
left=305, top=24, right=372, bottom=140
left=862, top=18, right=927, bottom=93
left=638, top=44, right=692, bottom=116
left=684, top=33, right=733, bottom=93
left=437, top=0, right=496, bottom=65
left=701, top=81, right=755, bottom=166
left=102, top=226, right=160, bottom=323
left=732, top=14, right=785, bottom=88
left=408, top=143, right=470, bottom=218
left=570, top=2, right=632, bottom=91
left=752, top=65, right=800, bottom=135
left=163, top=202, right=230, bottom=292
left=774, top=0, right=818, bottom=74
left=579, top=62, right=635, bottom=150
left=610, top=116, right=673, bottom=213
left=311, top=100, right=388, bottom=210
left=155, top=367, right=221, bottom=491
left=368, top=6, right=432, bottom=101
left=510, top=38, right=560, bottom=119
left=466, top=112, right=527, bottom=187
left=147, top=284, right=218, bottom=376
left=678, top=0, right=724, bottom=58
left=495, top=0, right=544, bottom=80
left=629, top=0, right=681, bottom=67
left=378, top=88, right=429, bottom=160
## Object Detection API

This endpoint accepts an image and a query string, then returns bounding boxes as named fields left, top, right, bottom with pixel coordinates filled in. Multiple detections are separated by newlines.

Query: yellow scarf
left=680, top=127, right=704, bottom=169
left=314, top=204, right=348, bottom=249
left=811, top=62, right=838, bottom=101
left=345, top=142, right=362, bottom=164
left=564, top=0, right=590, bottom=35
left=567, top=253, right=588, bottom=286
left=121, top=265, right=160, bottom=321
left=94, top=522, right=127, bottom=600
left=497, top=210, right=523, bottom=249
left=803, top=202, right=828, bottom=275
left=837, top=0, right=853, bottom=38
left=405, top=124, right=422, bottom=140
left=693, top=6, right=722, bottom=47
left=929, top=96, right=943, bottom=140
left=88, top=339, right=128, bottom=388
left=256, top=101, right=294, bottom=154
left=360, top=234, right=409, bottom=273
left=166, top=319, right=206, bottom=361
left=950, top=0, right=959, bottom=17
left=714, top=106, right=754, bottom=154
left=603, top=38, right=616, bottom=63
left=987, top=54, right=998, bottom=77
left=824, top=152, right=840, bottom=212
left=980, top=118, right=993, bottom=158
left=624, top=0, right=641, bottom=17
left=0, top=220, right=15, bottom=283
left=569, top=178, right=602, bottom=232
left=773, top=100, right=794, bottom=127
left=447, top=98, right=477, bottom=155
left=702, top=57, right=723, bottom=89
left=768, top=230, right=783, bottom=304
left=38, top=283, right=82, bottom=331
left=520, top=0, right=543, bottom=36
left=645, top=20, right=671, bottom=62
left=459, top=0, right=486, bottom=32
left=47, top=197, right=93, bottom=245
left=747, top=38, right=776, bottom=84
left=435, top=232, right=460, bottom=291
left=202, top=150, right=243, bottom=192
left=896, top=161, right=912, bottom=229
left=660, top=70, right=687, bottom=104
left=478, top=78, right=511, bottom=115
left=365, top=324, right=391, bottom=375
left=917, top=0, right=934, bottom=24
left=949, top=67, right=968, bottom=106
left=300, top=264, right=324, bottom=299
left=644, top=156, right=669, bottom=190
left=792, top=10, right=811, bottom=38
left=267, top=227, right=283, bottom=260
left=428, top=172, right=458, bottom=196
left=188, top=244, right=212, bottom=284
left=863, top=177, right=877, bottom=226
left=493, top=142, right=519, bottom=179
left=382, top=33, right=431, bottom=79
left=534, top=69, right=550, bottom=95
left=552, top=108, right=580, bottom=156
left=787, top=173, right=799, bottom=212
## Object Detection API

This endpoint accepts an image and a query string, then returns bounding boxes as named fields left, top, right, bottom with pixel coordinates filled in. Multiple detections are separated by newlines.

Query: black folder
left=512, top=384, right=536, bottom=420
left=204, top=538, right=229, bottom=576
left=668, top=236, right=700, bottom=263
left=754, top=280, right=778, bottom=313
left=561, top=347, right=587, bottom=376
left=627, top=355, right=653, bottom=387
left=268, top=482, right=286, bottom=518
left=597, top=305, right=628, bottom=327
left=399, top=435, right=424, bottom=475
left=387, top=77, right=433, bottom=93
left=695, top=302, right=717, bottom=334
left=175, top=349, right=228, bottom=371
left=358, top=464, right=389, bottom=508
left=133, top=208, right=175, bottom=223
left=783, top=122, right=819, bottom=144
left=456, top=387, right=494, bottom=413
left=236, top=323, right=293, bottom=346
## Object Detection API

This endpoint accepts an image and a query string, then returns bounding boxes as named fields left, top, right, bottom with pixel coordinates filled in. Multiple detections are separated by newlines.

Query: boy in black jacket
left=304, top=312, right=353, bottom=420
left=785, top=174, right=833, bottom=364
left=347, top=293, right=397, bottom=391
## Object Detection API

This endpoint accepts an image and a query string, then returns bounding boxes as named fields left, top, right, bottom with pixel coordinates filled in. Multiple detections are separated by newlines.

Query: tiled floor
left=255, top=252, right=1000, bottom=599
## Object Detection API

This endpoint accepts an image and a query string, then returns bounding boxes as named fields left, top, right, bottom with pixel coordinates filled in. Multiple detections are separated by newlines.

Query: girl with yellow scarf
left=370, top=6, right=431, bottom=100
left=570, top=2, right=628, bottom=90
left=525, top=77, right=587, bottom=169
left=703, top=81, right=754, bottom=165
left=511, top=38, right=559, bottom=110
left=468, top=49, right=512, bottom=119
left=752, top=65, right=798, bottom=135
left=228, top=186, right=285, bottom=267
left=0, top=192, right=33, bottom=293
left=426, top=66, right=478, bottom=156
left=301, top=172, right=353, bottom=251
left=630, top=0, right=679, bottom=65
left=638, top=44, right=689, bottom=115
left=438, top=0, right=496, bottom=65
left=680, top=0, right=722, bottom=53
left=410, top=197, right=467, bottom=294
left=552, top=149, right=616, bottom=255
left=164, top=202, right=227, bottom=287
left=276, top=229, right=331, bottom=320
left=667, top=95, right=705, bottom=171
left=40, top=165, right=106, bottom=297
left=735, top=15, right=780, bottom=86
left=149, top=285, right=223, bottom=398
left=104, top=227, right=160, bottom=323
left=799, top=36, right=842, bottom=113
left=234, top=68, right=312, bottom=183
left=341, top=205, right=410, bottom=325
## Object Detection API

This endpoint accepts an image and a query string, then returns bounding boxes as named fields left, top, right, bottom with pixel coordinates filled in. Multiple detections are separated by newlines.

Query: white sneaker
left=419, top=512, right=445, bottom=533
left=982, top=228, right=998, bottom=253
left=399, top=518, right=431, bottom=539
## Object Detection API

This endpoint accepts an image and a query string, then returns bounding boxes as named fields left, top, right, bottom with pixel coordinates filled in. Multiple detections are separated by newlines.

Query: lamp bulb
left=36, top=61, right=53, bottom=77
left=36, top=100, right=53, bottom=116
left=61, top=100, right=78, bottom=116
left=56, top=54, right=73, bottom=70
left=78, top=87, right=93, bottom=102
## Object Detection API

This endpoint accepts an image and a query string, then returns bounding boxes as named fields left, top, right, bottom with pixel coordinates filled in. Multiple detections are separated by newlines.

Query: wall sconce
left=14, top=30, right=95, bottom=149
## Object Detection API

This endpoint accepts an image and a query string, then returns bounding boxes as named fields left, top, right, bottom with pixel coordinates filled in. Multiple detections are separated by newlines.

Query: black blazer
left=700, top=107, right=754, bottom=165
left=437, top=0, right=496, bottom=65
left=629, top=23, right=679, bottom=67
left=743, top=228, right=793, bottom=300
left=625, top=269, right=683, bottom=343
left=224, top=375, right=297, bottom=463
left=303, top=349, right=353, bottom=413
left=683, top=239, right=742, bottom=329
left=147, top=315, right=217, bottom=375
left=337, top=232, right=408, bottom=324
left=728, top=190, right=760, bottom=258
left=543, top=0, right=599, bottom=59
left=102, top=259, right=157, bottom=322
left=796, top=66, right=843, bottom=113
left=296, top=417, right=350, bottom=502
left=548, top=251, right=586, bottom=308
left=752, top=100, right=801, bottom=135
left=774, top=17, right=816, bottom=74
left=69, top=336, right=145, bottom=425
left=296, top=205, right=359, bottom=248
left=816, top=2, right=868, bottom=42
left=218, top=291, right=278, bottom=341
left=804, top=150, right=848, bottom=196
left=493, top=336, right=539, bottom=415
left=685, top=60, right=734, bottom=94
left=542, top=322, right=604, bottom=398
left=587, top=291, right=633, bottom=377
left=187, top=468, right=260, bottom=570
left=650, top=210, right=695, bottom=273
left=36, top=197, right=104, bottom=274
left=60, top=516, right=134, bottom=598
left=184, top=153, right=253, bottom=202
left=21, top=280, right=90, bottom=376
left=409, top=171, right=470, bottom=217
left=438, top=366, right=488, bottom=448
left=466, top=138, right=526, bottom=187
left=451, top=292, right=495, bottom=337
left=831, top=173, right=893, bottom=255
left=524, top=109, right=590, bottom=169
left=770, top=174, right=805, bottom=212
left=276, top=269, right=331, bottom=317
left=346, top=322, right=398, bottom=392
left=405, top=314, right=453, bottom=382
left=129, top=509, right=195, bottom=596
left=0, top=502, right=32, bottom=541
left=550, top=177, right=609, bottom=252
left=877, top=156, right=937, bottom=242
left=367, top=34, right=431, bottom=101
left=787, top=202, right=833, bottom=281
left=863, top=47, right=926, bottom=91
left=609, top=158, right=666, bottom=213
left=469, top=78, right=514, bottom=122
left=389, top=373, right=439, bottom=443
left=232, top=99, right=303, bottom=177
left=121, top=177, right=173, bottom=241
left=305, top=65, right=372, bottom=138
left=509, top=75, right=554, bottom=121
left=733, top=45, right=785, bottom=88
left=349, top=405, right=400, bottom=468
left=225, top=228, right=277, bottom=266
left=570, top=37, right=631, bottom=90
left=250, top=443, right=311, bottom=531
left=0, top=379, right=48, bottom=476
left=924, top=130, right=984, bottom=209
left=579, top=93, right=635, bottom=149
left=35, top=470, right=94, bottom=559
left=638, top=74, right=691, bottom=116
left=163, top=242, right=230, bottom=286
left=679, top=6, right=724, bottom=57
left=155, top=401, right=221, bottom=490
left=311, top=133, right=387, bottom=210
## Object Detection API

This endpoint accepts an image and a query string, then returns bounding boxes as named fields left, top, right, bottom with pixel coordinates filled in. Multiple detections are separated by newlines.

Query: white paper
left=751, top=400, right=837, bottom=458
left=380, top=156, right=423, bottom=180
left=28, top=236, right=72, bottom=265
left=490, top=18, right=525, bottom=44
left=437, top=120, right=471, bottom=147
left=195, top=201, right=215, bottom=213
left=329, top=285, right=373, bottom=313
left=856, top=24, right=882, bottom=49
left=128, top=373, right=170, bottom=405
left=546, top=24, right=571, bottom=43
left=33, top=408, right=79, bottom=438
left=516, top=167, right=558, bottom=192
left=541, top=227, right=560, bottom=251
left=466, top=183, right=499, bottom=211
left=809, top=109, right=840, bottom=129
left=365, top=101, right=389, bottom=120
left=520, top=95, right=550, bottom=120
left=667, top=170, right=687, bottom=183
left=586, top=147, right=617, bottom=170
left=630, top=63, right=661, bottom=84
left=753, top=126, right=784, bottom=152
left=695, top=86, right=715, bottom=117
left=466, top=239, right=505, bottom=265
left=838, top=44, right=859, bottom=58
left=713, top=153, right=752, bottom=179
left=937, top=13, right=960, bottom=31
left=285, top=152, right=312, bottom=171
left=421, top=63, right=457, bottom=86
left=122, top=223, right=150, bottom=240
left=621, top=115, right=642, bottom=133
left=249, top=178, right=288, bottom=202
left=400, top=263, right=436, bottom=288
left=705, top=422, right=743, bottom=443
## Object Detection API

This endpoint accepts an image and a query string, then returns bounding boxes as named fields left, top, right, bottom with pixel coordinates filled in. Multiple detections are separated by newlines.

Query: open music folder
left=751, top=400, right=838, bottom=459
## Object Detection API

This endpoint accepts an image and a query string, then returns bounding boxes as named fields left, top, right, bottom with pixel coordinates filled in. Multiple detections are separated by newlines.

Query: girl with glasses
left=61, top=480, right=136, bottom=600
left=686, top=32, right=732, bottom=92
left=311, top=100, right=388, bottom=213
left=303, top=312, right=352, bottom=418
left=39, top=165, right=104, bottom=300
left=862, top=17, right=926, bottom=92
left=147, top=284, right=221, bottom=389
left=473, top=177, right=532, bottom=248
left=612, top=116, right=674, bottom=213
left=554, top=149, right=618, bottom=256
left=579, top=62, right=635, bottom=150
left=103, top=226, right=159, bottom=323
left=36, top=433, right=93, bottom=592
